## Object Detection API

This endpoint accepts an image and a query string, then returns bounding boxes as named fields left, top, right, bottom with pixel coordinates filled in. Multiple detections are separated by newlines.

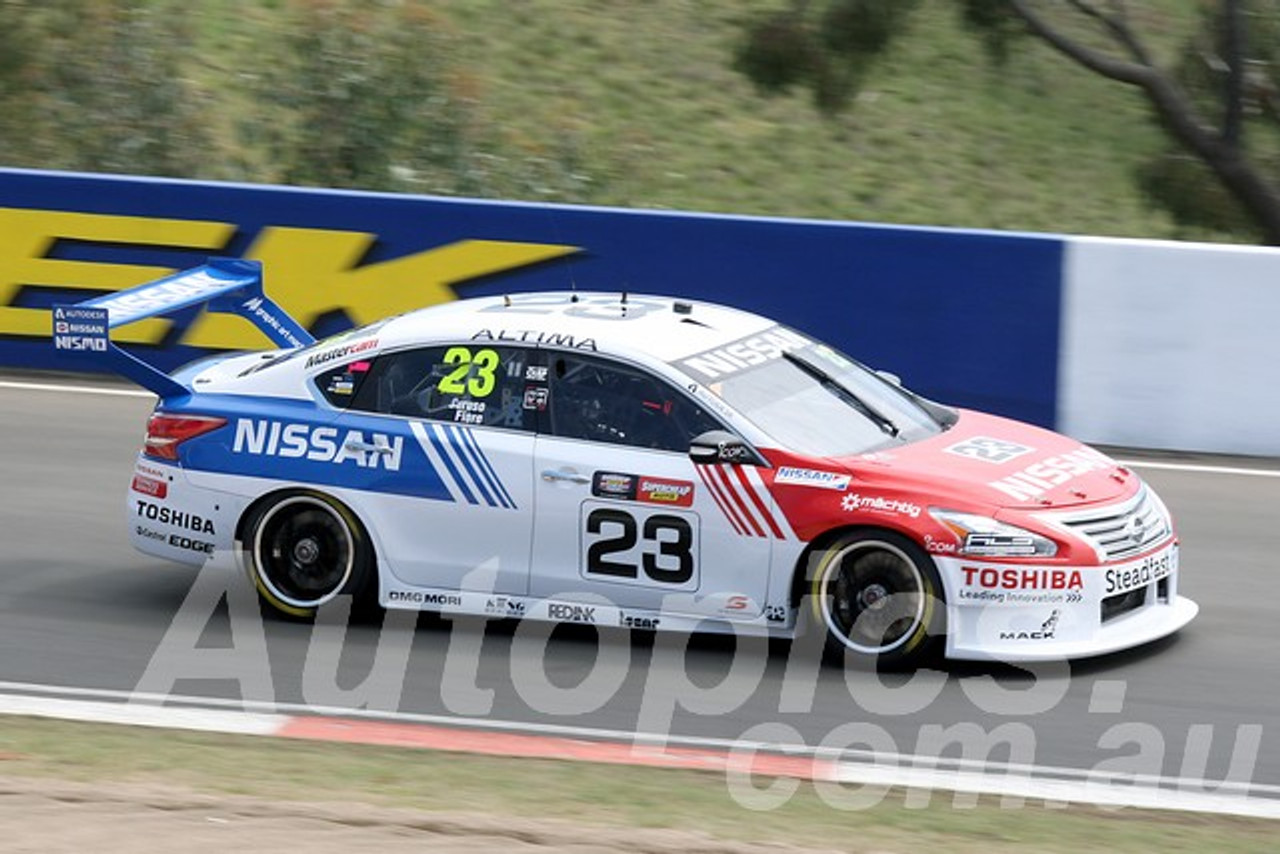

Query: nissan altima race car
left=54, top=259, right=1198, bottom=666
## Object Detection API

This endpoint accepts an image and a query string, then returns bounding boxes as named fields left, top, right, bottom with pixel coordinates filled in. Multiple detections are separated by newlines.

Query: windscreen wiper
left=782, top=350, right=900, bottom=438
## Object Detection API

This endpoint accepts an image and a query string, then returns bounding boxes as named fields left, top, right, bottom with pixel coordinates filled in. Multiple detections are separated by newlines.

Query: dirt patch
left=0, top=775, right=843, bottom=854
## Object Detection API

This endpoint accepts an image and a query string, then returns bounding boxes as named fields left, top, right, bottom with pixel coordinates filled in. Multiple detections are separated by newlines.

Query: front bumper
left=935, top=540, right=1197, bottom=661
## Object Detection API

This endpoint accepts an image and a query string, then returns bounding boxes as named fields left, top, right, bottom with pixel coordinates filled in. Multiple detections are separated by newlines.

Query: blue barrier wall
left=0, top=168, right=1065, bottom=426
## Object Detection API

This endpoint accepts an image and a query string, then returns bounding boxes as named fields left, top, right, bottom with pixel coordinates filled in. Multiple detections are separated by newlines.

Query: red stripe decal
left=732, top=465, right=784, bottom=539
left=697, top=465, right=748, bottom=536
left=711, top=464, right=765, bottom=538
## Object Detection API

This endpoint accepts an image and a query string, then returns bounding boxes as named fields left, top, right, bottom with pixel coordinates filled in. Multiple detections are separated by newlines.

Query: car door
left=326, top=343, right=538, bottom=594
left=529, top=350, right=778, bottom=618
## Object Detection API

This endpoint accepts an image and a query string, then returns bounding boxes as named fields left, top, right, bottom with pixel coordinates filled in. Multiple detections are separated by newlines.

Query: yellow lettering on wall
left=0, top=208, right=236, bottom=343
left=181, top=227, right=579, bottom=350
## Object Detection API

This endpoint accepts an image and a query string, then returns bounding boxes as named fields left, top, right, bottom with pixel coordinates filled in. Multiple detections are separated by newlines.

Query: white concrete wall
left=1059, top=237, right=1280, bottom=456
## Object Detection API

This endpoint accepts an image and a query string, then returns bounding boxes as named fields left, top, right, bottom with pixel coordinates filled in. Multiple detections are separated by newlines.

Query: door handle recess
left=541, top=469, right=590, bottom=484
left=345, top=440, right=394, bottom=455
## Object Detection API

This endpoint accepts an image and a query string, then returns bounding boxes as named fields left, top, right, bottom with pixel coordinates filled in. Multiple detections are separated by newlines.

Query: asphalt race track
left=2, top=380, right=1278, bottom=798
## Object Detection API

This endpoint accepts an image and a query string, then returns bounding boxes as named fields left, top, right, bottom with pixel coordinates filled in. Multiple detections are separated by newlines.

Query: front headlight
left=929, top=509, right=1058, bottom=558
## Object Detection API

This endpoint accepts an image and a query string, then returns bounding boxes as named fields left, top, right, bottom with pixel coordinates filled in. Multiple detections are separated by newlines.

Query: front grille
left=1051, top=486, right=1171, bottom=562
left=1101, top=588, right=1147, bottom=623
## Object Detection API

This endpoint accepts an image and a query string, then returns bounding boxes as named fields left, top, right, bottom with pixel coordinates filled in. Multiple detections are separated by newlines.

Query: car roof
left=373, top=291, right=781, bottom=364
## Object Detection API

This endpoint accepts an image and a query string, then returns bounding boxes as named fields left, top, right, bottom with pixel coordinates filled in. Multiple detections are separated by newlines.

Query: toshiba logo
left=961, top=567, right=1083, bottom=591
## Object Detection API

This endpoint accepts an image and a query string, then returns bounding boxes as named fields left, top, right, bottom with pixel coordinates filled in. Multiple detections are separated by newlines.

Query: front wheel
left=244, top=491, right=374, bottom=619
left=809, top=530, right=944, bottom=669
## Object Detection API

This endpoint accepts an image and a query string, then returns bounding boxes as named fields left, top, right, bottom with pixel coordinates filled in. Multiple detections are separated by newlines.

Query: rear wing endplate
left=50, top=258, right=314, bottom=399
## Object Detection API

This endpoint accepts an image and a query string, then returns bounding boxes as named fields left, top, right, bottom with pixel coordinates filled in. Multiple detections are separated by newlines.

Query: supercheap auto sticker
left=186, top=415, right=516, bottom=507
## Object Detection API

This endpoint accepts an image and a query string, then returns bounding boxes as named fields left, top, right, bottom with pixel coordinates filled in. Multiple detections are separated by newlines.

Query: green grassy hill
left=419, top=0, right=1203, bottom=240
left=33, top=1, right=1227, bottom=242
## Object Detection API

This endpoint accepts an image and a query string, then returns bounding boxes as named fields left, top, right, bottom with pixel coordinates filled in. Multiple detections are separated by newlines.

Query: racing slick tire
left=242, top=490, right=376, bottom=619
left=808, top=530, right=945, bottom=669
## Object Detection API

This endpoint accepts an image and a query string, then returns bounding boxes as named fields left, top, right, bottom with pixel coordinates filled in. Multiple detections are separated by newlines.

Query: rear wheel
left=810, top=530, right=944, bottom=668
left=245, top=491, right=374, bottom=619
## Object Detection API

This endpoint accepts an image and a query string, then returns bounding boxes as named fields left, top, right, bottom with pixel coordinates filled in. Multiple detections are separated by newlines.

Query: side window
left=350, top=345, right=537, bottom=431
left=314, top=358, right=376, bottom=407
left=547, top=353, right=724, bottom=452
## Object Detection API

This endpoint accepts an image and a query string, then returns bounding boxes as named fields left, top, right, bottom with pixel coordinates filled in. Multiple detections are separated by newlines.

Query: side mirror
left=689, top=430, right=760, bottom=465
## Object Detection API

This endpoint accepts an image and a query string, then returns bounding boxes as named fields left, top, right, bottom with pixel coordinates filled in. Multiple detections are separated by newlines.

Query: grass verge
left=0, top=714, right=1274, bottom=852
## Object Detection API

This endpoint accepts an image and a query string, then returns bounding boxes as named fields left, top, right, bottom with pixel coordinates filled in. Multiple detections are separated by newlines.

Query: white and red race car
left=56, top=260, right=1197, bottom=666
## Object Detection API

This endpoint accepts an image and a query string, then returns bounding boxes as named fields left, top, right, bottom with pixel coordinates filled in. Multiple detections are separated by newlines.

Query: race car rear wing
left=50, top=258, right=315, bottom=399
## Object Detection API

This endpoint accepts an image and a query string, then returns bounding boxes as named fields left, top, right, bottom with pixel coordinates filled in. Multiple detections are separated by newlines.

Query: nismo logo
left=0, top=207, right=578, bottom=348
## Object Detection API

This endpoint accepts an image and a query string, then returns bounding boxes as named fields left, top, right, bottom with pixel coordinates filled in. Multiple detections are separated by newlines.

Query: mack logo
left=988, top=448, right=1115, bottom=502
left=135, top=501, right=215, bottom=535
left=1000, top=609, right=1060, bottom=641
left=548, top=603, right=596, bottom=623
left=233, top=419, right=403, bottom=470
left=679, top=327, right=809, bottom=380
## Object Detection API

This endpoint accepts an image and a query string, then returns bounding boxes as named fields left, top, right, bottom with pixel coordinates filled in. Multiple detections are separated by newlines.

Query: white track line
left=0, top=692, right=281, bottom=735
left=0, top=379, right=153, bottom=398
left=1, top=680, right=1277, bottom=819
left=1118, top=459, right=1280, bottom=478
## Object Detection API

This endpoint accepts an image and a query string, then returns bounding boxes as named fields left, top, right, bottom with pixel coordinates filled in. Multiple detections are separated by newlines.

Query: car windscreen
left=702, top=339, right=947, bottom=457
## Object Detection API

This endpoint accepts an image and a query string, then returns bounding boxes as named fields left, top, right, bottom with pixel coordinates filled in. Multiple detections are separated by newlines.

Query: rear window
left=314, top=358, right=377, bottom=407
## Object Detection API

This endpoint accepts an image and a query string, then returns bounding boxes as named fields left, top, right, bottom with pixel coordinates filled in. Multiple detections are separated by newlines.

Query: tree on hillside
left=237, top=0, right=477, bottom=193
left=735, top=1, right=1280, bottom=244
left=0, top=1, right=205, bottom=176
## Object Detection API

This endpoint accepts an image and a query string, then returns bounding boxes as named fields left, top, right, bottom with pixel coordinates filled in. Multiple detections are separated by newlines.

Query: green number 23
left=437, top=347, right=500, bottom=397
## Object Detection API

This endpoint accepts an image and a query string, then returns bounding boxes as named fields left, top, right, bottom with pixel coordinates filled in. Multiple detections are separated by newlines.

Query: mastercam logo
left=0, top=206, right=579, bottom=348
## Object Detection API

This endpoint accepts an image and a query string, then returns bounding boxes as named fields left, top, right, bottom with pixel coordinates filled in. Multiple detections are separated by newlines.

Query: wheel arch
left=788, top=524, right=940, bottom=610
left=236, top=486, right=373, bottom=551
left=236, top=486, right=380, bottom=615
